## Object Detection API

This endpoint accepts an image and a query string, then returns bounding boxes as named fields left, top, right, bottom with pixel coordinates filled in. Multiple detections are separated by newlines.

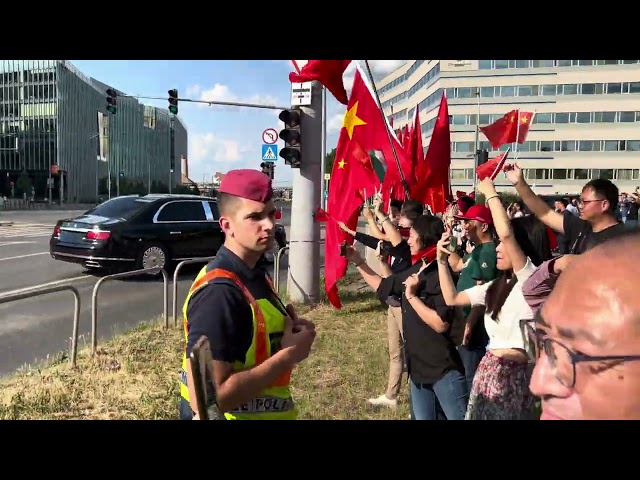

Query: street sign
left=262, top=128, right=278, bottom=144
left=261, top=144, right=278, bottom=162
left=324, top=173, right=331, bottom=180
left=291, top=82, right=312, bottom=106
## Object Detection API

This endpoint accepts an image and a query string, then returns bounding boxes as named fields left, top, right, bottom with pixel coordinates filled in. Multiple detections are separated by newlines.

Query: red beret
left=218, top=169, right=273, bottom=203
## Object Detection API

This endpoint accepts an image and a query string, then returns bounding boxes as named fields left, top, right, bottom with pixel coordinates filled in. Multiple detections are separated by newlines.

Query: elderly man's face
left=529, top=252, right=640, bottom=420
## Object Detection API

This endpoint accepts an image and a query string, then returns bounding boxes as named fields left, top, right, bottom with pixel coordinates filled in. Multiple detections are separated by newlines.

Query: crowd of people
left=340, top=163, right=640, bottom=420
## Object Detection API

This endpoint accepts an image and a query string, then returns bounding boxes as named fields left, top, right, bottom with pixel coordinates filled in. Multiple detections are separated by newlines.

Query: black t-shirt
left=563, top=213, right=626, bottom=254
left=376, top=259, right=464, bottom=385
left=185, top=246, right=287, bottom=368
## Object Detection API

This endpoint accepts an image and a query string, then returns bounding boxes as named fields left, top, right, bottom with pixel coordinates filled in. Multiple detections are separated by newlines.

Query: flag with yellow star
left=479, top=109, right=534, bottom=149
left=324, top=139, right=380, bottom=308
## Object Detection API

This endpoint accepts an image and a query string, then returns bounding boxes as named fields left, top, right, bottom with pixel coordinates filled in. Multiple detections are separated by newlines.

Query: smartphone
left=189, top=336, right=226, bottom=420
left=448, top=235, right=458, bottom=253
left=189, top=336, right=210, bottom=420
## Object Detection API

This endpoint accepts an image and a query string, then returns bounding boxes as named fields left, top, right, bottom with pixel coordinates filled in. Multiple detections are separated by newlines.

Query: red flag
left=325, top=140, right=380, bottom=308
left=314, top=207, right=332, bottom=223
left=411, top=92, right=451, bottom=213
left=409, top=106, right=424, bottom=165
left=476, top=148, right=511, bottom=181
left=479, top=110, right=534, bottom=149
left=289, top=60, right=352, bottom=105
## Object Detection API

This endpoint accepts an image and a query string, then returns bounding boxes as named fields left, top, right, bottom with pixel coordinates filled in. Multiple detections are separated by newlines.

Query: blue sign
left=261, top=144, right=278, bottom=162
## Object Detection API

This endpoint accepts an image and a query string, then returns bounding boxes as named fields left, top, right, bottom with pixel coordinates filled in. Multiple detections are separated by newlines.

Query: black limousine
left=49, top=194, right=287, bottom=272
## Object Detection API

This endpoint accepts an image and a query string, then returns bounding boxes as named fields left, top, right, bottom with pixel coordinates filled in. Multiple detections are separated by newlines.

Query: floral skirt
left=465, top=350, right=536, bottom=420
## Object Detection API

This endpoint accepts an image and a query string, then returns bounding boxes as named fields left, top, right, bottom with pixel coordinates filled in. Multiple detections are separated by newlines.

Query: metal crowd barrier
left=172, top=257, right=216, bottom=327
left=0, top=285, right=82, bottom=367
left=273, top=246, right=289, bottom=293
left=91, top=267, right=169, bottom=354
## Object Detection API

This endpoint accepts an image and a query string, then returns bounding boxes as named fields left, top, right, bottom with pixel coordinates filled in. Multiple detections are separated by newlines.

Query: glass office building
left=377, top=60, right=640, bottom=194
left=0, top=60, right=188, bottom=202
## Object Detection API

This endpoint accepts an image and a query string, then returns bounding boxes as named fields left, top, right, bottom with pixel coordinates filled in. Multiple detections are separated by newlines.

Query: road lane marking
left=0, top=252, right=50, bottom=262
left=0, top=241, right=37, bottom=247
left=0, top=275, right=93, bottom=298
left=0, top=224, right=54, bottom=239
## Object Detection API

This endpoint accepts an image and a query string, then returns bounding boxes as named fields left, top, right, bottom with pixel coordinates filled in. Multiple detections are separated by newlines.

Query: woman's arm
left=479, top=178, right=527, bottom=273
left=405, top=295, right=449, bottom=333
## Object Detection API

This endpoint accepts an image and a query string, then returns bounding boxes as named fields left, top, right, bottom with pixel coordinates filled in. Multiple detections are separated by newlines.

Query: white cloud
left=327, top=113, right=344, bottom=133
left=185, top=82, right=281, bottom=110
left=342, top=60, right=407, bottom=94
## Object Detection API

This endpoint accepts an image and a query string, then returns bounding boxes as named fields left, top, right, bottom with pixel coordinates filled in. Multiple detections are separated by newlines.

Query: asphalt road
left=0, top=204, right=338, bottom=377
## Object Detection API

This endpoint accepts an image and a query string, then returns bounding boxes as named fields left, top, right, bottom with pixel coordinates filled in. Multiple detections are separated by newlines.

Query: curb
left=0, top=222, right=14, bottom=227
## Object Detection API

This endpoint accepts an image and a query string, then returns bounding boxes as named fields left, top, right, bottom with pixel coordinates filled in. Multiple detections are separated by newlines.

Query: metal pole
left=473, top=87, right=480, bottom=193
left=286, top=80, right=322, bottom=304
left=320, top=86, right=327, bottom=209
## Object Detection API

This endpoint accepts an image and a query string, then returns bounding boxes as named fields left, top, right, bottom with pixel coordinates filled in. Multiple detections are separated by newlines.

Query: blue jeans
left=410, top=369, right=469, bottom=420
left=457, top=345, right=486, bottom=393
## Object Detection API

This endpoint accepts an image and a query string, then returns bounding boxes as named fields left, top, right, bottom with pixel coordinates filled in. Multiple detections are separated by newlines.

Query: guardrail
left=0, top=285, right=82, bottom=367
left=172, top=257, right=216, bottom=327
left=91, top=267, right=169, bottom=354
left=273, top=246, right=289, bottom=293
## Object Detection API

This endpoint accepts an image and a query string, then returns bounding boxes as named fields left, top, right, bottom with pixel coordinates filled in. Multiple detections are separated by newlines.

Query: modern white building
left=376, top=60, right=640, bottom=195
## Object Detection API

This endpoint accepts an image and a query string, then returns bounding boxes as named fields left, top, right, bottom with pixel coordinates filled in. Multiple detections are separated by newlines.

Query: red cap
left=454, top=205, right=493, bottom=224
left=218, top=169, right=273, bottom=203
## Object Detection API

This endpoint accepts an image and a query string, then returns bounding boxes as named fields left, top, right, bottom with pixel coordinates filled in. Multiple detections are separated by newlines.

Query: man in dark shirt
left=505, top=164, right=625, bottom=254
left=179, top=169, right=316, bottom=420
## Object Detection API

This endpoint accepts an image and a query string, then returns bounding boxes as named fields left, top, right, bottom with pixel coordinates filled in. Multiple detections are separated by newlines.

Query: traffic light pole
left=286, top=80, right=323, bottom=304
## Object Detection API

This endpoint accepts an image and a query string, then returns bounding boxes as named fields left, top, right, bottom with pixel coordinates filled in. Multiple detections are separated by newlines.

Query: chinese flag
left=408, top=106, right=424, bottom=165
left=411, top=92, right=451, bottom=214
left=480, top=109, right=534, bottom=149
left=289, top=60, right=352, bottom=105
left=325, top=140, right=380, bottom=308
left=476, top=148, right=511, bottom=181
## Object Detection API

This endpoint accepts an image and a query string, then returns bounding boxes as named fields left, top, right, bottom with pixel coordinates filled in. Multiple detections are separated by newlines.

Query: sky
left=69, top=60, right=406, bottom=187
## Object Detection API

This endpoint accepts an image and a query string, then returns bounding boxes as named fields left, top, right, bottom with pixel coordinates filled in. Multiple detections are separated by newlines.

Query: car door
left=154, top=200, right=208, bottom=259
left=202, top=200, right=225, bottom=256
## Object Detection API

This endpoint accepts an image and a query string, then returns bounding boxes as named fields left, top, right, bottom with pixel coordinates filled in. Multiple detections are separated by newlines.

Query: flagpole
left=362, top=60, right=411, bottom=200
left=320, top=85, right=327, bottom=209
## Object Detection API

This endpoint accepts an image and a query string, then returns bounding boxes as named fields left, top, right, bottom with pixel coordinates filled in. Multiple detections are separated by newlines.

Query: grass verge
left=0, top=274, right=410, bottom=420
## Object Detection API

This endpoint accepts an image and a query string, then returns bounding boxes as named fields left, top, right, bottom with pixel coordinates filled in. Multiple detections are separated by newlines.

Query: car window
left=207, top=201, right=220, bottom=220
left=156, top=201, right=207, bottom=222
left=86, top=197, right=150, bottom=220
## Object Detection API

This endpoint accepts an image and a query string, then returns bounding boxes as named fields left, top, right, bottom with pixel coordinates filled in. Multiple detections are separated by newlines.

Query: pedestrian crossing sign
left=261, top=144, right=278, bottom=162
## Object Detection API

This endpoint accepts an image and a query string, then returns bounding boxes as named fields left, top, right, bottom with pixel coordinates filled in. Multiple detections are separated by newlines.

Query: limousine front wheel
left=138, top=242, right=168, bottom=274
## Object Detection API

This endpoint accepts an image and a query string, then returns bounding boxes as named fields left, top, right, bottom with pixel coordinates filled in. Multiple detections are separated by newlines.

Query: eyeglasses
left=577, top=198, right=605, bottom=206
left=522, top=316, right=640, bottom=388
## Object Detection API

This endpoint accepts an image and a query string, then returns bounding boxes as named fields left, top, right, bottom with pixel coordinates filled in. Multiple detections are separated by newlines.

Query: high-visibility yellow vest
left=179, top=265, right=297, bottom=420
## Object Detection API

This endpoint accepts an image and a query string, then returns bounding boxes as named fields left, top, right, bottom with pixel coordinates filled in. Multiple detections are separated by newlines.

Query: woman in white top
left=436, top=178, right=553, bottom=420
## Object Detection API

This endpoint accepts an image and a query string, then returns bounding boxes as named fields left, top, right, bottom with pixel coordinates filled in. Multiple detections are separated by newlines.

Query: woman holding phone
left=436, top=178, right=552, bottom=420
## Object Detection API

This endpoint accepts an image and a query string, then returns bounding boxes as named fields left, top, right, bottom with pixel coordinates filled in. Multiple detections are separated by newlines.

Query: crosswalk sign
left=261, top=144, right=278, bottom=162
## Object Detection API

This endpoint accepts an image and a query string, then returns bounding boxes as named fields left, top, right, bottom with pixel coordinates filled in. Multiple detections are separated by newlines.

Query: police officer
left=179, top=169, right=316, bottom=420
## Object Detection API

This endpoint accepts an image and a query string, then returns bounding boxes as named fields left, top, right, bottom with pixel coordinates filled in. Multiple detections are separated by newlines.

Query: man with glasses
left=526, top=230, right=640, bottom=420
left=504, top=164, right=625, bottom=254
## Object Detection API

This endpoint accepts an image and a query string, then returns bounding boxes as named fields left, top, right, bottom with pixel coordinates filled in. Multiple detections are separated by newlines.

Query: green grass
left=0, top=275, right=410, bottom=420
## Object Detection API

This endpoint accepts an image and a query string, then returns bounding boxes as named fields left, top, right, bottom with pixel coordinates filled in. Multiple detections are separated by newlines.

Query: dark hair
left=558, top=198, right=569, bottom=207
left=401, top=200, right=424, bottom=223
left=458, top=196, right=475, bottom=212
left=390, top=200, right=403, bottom=211
left=485, top=215, right=552, bottom=321
left=582, top=178, right=619, bottom=214
left=411, top=214, right=445, bottom=249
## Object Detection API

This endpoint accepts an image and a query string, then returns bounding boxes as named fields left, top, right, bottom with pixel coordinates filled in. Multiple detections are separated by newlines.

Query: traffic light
left=477, top=149, right=489, bottom=166
left=278, top=108, right=302, bottom=168
left=168, top=89, right=178, bottom=115
left=106, top=88, right=117, bottom=115
left=260, top=162, right=275, bottom=180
